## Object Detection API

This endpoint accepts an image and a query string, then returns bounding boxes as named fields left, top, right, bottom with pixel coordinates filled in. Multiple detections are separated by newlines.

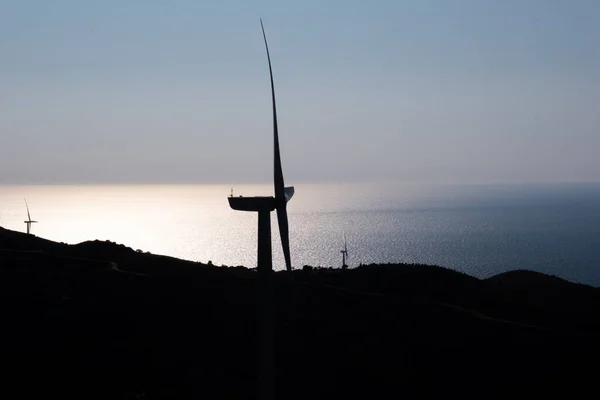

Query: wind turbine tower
left=227, top=20, right=294, bottom=400
left=24, top=199, right=38, bottom=235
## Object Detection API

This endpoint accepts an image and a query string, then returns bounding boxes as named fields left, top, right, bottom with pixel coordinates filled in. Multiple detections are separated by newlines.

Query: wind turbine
left=228, top=20, right=294, bottom=272
left=227, top=19, right=294, bottom=400
left=341, top=234, right=348, bottom=269
left=24, top=199, right=38, bottom=235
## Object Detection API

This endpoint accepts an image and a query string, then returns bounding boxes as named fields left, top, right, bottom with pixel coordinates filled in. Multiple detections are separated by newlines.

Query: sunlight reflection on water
left=1, top=182, right=600, bottom=285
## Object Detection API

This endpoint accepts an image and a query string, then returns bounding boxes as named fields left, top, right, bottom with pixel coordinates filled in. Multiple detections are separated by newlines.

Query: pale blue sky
left=1, top=0, right=599, bottom=184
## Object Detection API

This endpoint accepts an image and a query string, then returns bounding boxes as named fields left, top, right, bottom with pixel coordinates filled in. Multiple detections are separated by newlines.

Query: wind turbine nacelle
left=228, top=196, right=276, bottom=212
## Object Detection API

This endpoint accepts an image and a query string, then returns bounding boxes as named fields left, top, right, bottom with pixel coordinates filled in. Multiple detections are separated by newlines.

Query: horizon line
left=1, top=178, right=600, bottom=187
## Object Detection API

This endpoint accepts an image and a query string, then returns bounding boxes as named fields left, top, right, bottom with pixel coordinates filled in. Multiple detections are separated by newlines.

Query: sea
left=1, top=182, right=600, bottom=286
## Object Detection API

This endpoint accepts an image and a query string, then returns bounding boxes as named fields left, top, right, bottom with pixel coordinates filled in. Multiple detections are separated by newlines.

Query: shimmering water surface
left=1, top=182, right=599, bottom=285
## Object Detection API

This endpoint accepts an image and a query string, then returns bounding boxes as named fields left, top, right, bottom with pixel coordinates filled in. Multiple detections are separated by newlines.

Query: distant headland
left=1, top=226, right=599, bottom=399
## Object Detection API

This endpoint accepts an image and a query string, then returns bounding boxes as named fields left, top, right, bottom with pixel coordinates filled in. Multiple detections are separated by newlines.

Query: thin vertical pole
left=257, top=209, right=274, bottom=400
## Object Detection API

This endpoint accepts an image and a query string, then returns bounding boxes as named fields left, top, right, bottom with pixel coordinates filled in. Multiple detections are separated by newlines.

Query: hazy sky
left=1, top=0, right=599, bottom=185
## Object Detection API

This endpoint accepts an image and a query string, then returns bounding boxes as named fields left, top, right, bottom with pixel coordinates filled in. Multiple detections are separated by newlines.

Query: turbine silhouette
left=341, top=234, right=348, bottom=269
left=24, top=199, right=38, bottom=235
left=228, top=19, right=294, bottom=271
left=227, top=19, right=294, bottom=400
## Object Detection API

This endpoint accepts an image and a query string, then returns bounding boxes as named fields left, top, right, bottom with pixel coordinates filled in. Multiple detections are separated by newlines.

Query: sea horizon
left=2, top=181, right=600, bottom=286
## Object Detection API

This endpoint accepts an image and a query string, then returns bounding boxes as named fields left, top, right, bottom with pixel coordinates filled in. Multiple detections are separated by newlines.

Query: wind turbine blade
left=260, top=19, right=285, bottom=202
left=25, top=199, right=31, bottom=221
left=276, top=205, right=292, bottom=271
left=262, top=19, right=292, bottom=272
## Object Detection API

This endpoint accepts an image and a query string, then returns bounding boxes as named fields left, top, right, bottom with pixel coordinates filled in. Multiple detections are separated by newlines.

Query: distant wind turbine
left=341, top=234, right=348, bottom=269
left=24, top=199, right=38, bottom=235
left=227, top=19, right=294, bottom=400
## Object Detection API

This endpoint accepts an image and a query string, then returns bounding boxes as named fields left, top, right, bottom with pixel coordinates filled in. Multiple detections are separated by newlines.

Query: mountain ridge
left=1, top=226, right=599, bottom=398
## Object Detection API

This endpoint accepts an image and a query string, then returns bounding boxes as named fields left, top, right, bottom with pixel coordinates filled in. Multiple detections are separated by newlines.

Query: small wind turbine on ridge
left=341, top=234, right=348, bottom=269
left=24, top=199, right=38, bottom=235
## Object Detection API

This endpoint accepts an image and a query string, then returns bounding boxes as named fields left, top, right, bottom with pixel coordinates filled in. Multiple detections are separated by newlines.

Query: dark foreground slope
left=1, top=227, right=599, bottom=399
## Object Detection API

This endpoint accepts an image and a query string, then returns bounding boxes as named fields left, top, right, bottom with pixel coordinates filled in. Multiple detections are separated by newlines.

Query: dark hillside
left=1, top=227, right=599, bottom=399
